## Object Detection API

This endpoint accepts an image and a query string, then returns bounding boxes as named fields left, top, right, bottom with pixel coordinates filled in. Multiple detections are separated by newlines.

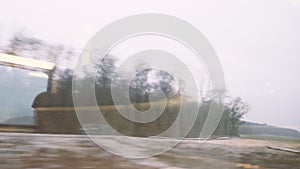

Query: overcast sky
left=1, top=0, right=300, bottom=131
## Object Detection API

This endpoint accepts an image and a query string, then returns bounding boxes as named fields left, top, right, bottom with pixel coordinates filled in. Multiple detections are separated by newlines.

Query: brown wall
left=35, top=109, right=81, bottom=134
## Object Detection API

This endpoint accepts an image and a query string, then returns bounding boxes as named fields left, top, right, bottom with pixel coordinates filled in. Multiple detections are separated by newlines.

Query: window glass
left=0, top=65, right=48, bottom=125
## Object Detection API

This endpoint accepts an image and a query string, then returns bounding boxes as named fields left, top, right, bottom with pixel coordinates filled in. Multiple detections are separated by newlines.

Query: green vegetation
left=239, top=124, right=300, bottom=139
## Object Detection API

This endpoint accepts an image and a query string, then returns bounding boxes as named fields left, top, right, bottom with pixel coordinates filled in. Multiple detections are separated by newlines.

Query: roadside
left=0, top=133, right=299, bottom=169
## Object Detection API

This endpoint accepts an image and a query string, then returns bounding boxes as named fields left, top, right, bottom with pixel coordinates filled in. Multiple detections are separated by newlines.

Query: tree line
left=1, top=33, right=251, bottom=136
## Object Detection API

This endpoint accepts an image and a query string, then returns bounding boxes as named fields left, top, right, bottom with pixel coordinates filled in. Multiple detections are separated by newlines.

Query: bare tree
left=225, top=96, right=251, bottom=136
left=3, top=32, right=75, bottom=68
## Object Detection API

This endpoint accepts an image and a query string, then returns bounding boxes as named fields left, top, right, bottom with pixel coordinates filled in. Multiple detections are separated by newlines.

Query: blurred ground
left=0, top=133, right=299, bottom=169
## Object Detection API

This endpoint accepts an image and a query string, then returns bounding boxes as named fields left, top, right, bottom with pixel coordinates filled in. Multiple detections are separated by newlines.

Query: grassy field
left=241, top=134, right=300, bottom=143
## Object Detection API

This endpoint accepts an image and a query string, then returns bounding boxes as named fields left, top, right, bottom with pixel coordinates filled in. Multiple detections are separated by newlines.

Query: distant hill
left=239, top=121, right=300, bottom=138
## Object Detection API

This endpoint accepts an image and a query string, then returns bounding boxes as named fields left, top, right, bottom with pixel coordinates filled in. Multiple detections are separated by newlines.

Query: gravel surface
left=0, top=133, right=299, bottom=169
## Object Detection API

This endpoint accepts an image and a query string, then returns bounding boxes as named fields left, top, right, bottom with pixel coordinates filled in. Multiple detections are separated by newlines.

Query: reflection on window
left=0, top=65, right=48, bottom=125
